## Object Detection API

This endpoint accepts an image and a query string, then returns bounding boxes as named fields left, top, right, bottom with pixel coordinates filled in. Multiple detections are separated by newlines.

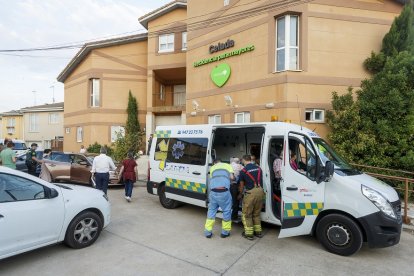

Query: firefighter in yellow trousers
left=238, top=154, right=265, bottom=240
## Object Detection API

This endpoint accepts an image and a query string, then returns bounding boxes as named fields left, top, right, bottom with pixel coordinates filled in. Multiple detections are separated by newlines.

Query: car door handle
left=192, top=171, right=201, bottom=175
left=286, top=186, right=298, bottom=191
left=49, top=164, right=56, bottom=167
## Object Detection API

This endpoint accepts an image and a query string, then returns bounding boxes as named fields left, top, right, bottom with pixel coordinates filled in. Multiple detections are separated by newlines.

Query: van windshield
left=13, top=143, right=27, bottom=150
left=312, top=138, right=361, bottom=176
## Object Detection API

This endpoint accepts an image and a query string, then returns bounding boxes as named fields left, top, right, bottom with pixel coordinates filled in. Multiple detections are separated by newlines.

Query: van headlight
left=361, top=185, right=396, bottom=219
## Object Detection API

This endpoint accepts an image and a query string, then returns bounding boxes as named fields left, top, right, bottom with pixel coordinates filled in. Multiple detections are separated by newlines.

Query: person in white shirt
left=91, top=147, right=116, bottom=195
left=79, top=145, right=86, bottom=154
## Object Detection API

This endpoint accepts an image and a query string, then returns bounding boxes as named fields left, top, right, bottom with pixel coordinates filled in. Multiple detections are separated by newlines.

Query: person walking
left=0, top=141, right=17, bottom=169
left=91, top=147, right=116, bottom=195
left=118, top=152, right=138, bottom=202
left=26, top=143, right=41, bottom=176
left=147, top=134, right=153, bottom=155
left=238, top=154, right=265, bottom=240
left=204, top=159, right=234, bottom=238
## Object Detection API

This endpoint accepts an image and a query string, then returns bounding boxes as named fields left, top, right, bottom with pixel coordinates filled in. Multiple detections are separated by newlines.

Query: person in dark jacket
left=118, top=152, right=138, bottom=202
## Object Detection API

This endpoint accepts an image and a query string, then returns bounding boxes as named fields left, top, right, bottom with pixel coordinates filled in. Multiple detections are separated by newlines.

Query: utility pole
left=50, top=85, right=55, bottom=103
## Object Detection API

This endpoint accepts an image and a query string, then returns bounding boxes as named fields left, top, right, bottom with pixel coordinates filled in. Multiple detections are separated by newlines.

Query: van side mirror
left=324, top=161, right=335, bottom=182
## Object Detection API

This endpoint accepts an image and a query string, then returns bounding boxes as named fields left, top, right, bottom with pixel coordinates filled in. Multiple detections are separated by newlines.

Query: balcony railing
left=153, top=91, right=186, bottom=108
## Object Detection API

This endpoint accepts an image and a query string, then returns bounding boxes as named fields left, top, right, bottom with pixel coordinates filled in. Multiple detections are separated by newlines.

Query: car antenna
left=297, top=94, right=302, bottom=130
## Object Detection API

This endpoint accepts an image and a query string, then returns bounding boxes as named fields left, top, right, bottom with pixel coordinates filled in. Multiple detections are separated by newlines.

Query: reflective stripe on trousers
left=204, top=190, right=232, bottom=236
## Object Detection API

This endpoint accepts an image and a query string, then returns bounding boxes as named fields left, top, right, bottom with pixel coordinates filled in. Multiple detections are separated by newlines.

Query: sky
left=0, top=0, right=170, bottom=112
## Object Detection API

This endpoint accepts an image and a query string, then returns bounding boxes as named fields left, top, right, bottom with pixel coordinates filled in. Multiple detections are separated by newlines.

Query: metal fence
left=351, top=163, right=414, bottom=224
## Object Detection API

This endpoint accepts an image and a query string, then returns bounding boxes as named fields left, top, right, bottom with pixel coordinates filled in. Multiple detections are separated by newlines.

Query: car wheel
left=64, top=211, right=103, bottom=249
left=316, top=214, right=363, bottom=256
left=158, top=184, right=179, bottom=209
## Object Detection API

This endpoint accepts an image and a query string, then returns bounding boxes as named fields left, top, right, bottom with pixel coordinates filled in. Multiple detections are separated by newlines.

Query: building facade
left=0, top=110, right=24, bottom=142
left=20, top=103, right=64, bottom=149
left=59, top=0, right=405, bottom=152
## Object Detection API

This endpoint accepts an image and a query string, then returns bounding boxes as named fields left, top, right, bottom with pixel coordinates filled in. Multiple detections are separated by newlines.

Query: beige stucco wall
left=63, top=40, right=148, bottom=152
left=0, top=115, right=24, bottom=141
left=186, top=0, right=402, bottom=138
left=23, top=111, right=63, bottom=147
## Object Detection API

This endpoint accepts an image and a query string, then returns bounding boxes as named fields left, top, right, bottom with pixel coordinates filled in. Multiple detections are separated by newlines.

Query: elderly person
left=91, top=147, right=116, bottom=195
left=230, top=157, right=244, bottom=222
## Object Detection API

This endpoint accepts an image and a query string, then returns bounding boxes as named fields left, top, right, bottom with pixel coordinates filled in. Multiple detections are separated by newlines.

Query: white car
left=0, top=167, right=111, bottom=260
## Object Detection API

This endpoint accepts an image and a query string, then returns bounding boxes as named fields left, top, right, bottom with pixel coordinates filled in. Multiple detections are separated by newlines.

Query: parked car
left=44, top=152, right=121, bottom=186
left=0, top=166, right=111, bottom=260
left=15, top=150, right=44, bottom=175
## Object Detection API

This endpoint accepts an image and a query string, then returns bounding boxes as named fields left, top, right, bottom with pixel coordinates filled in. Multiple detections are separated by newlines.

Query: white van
left=2, top=139, right=27, bottom=156
left=147, top=122, right=402, bottom=256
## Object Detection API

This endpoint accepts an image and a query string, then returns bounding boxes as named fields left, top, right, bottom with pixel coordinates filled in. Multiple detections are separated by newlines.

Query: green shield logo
left=211, top=63, right=231, bottom=87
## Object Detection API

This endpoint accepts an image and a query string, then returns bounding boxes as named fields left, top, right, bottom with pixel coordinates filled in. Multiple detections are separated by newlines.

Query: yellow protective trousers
left=241, top=187, right=264, bottom=237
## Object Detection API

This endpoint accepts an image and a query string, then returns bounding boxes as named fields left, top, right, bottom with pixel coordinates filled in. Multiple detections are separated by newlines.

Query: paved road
left=1, top=185, right=413, bottom=276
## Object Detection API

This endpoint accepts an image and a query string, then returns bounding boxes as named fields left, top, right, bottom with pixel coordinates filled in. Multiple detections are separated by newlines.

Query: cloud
left=0, top=0, right=170, bottom=112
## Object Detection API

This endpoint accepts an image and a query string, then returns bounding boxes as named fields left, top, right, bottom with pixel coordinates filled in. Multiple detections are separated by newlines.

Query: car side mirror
left=324, top=161, right=335, bottom=182
left=46, top=187, right=59, bottom=199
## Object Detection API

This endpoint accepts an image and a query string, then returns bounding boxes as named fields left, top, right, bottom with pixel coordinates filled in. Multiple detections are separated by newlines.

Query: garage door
left=155, top=115, right=182, bottom=127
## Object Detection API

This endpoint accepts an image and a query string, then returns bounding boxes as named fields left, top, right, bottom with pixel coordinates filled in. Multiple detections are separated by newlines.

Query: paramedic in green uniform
left=204, top=159, right=234, bottom=238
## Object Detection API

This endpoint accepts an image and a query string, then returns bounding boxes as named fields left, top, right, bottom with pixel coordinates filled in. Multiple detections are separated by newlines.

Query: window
left=235, top=112, right=250, bottom=123
left=275, top=15, right=299, bottom=71
left=167, top=138, right=208, bottom=165
left=288, top=133, right=318, bottom=181
left=48, top=113, right=59, bottom=124
left=160, top=84, right=165, bottom=101
left=173, top=85, right=186, bottom=106
left=76, top=127, right=83, bottom=143
left=90, top=78, right=100, bottom=107
left=0, top=173, right=46, bottom=203
left=44, top=140, right=51, bottom=149
left=111, top=126, right=125, bottom=142
left=208, top=115, right=221, bottom=124
left=224, top=0, right=230, bottom=6
left=305, top=109, right=325, bottom=123
left=7, top=118, right=15, bottom=127
left=159, top=33, right=175, bottom=53
left=29, top=113, right=39, bottom=132
left=182, top=32, right=187, bottom=50
left=65, top=127, right=70, bottom=134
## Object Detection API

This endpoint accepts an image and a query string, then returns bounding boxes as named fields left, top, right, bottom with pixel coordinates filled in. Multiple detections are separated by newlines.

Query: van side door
left=279, top=132, right=325, bottom=238
left=159, top=127, right=211, bottom=208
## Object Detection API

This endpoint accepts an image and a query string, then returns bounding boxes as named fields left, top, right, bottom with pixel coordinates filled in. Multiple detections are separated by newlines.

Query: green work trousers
left=242, top=187, right=264, bottom=237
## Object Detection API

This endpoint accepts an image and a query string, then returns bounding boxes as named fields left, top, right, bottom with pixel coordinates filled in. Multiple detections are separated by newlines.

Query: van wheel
left=158, top=185, right=179, bottom=209
left=64, top=211, right=102, bottom=249
left=316, top=214, right=363, bottom=256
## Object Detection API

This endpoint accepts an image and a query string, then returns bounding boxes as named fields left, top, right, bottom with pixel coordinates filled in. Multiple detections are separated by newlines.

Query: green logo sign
left=211, top=63, right=231, bottom=87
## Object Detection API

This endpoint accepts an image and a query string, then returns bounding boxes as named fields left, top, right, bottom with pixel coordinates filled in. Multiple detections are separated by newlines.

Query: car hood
left=52, top=183, right=105, bottom=198
left=346, top=173, right=400, bottom=202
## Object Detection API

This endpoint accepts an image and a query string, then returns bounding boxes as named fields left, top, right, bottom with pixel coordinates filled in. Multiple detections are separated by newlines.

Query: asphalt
left=1, top=184, right=414, bottom=275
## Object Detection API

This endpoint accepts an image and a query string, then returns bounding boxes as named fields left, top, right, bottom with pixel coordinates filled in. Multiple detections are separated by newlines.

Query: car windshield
left=13, top=143, right=27, bottom=150
left=312, top=138, right=361, bottom=176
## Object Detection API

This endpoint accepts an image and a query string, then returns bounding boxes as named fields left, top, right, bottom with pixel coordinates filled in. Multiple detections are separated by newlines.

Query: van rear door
left=279, top=132, right=325, bottom=238
left=159, top=126, right=212, bottom=208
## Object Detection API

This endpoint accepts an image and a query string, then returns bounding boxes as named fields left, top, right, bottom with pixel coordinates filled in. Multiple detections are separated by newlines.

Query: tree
left=113, top=91, right=144, bottom=161
left=327, top=2, right=414, bottom=170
